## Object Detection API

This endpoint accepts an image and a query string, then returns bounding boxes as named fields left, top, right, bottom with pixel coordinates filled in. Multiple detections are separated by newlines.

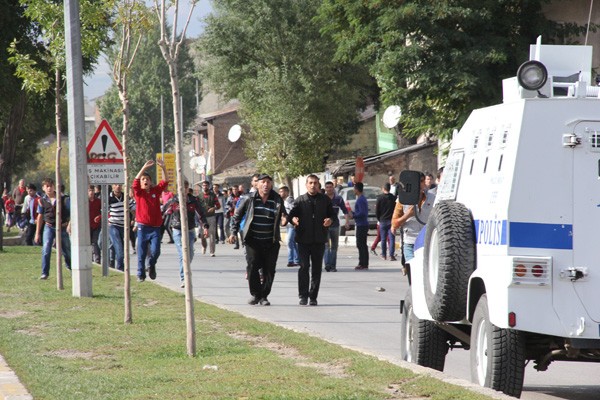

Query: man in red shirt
left=133, top=159, right=168, bottom=282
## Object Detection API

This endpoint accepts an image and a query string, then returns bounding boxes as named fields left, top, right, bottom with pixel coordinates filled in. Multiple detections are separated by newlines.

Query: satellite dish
left=188, top=149, right=196, bottom=157
left=382, top=105, right=402, bottom=129
left=195, top=165, right=204, bottom=174
left=228, top=124, right=242, bottom=142
left=189, top=157, right=198, bottom=170
left=196, top=155, right=206, bottom=167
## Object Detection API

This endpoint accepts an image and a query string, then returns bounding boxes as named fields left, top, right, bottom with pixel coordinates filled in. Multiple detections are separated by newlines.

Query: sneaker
left=234, top=245, right=240, bottom=249
left=331, top=267, right=337, bottom=272
left=259, top=298, right=271, bottom=306
left=380, top=255, right=387, bottom=261
left=180, top=281, right=185, bottom=288
left=210, top=253, right=215, bottom=257
left=287, top=262, right=295, bottom=267
left=309, top=299, right=318, bottom=306
left=148, top=265, right=156, bottom=280
left=137, top=277, right=145, bottom=282
left=299, top=297, right=308, bottom=306
left=389, top=255, right=397, bottom=261
left=248, top=297, right=260, bottom=305
left=370, top=249, right=377, bottom=256
left=354, top=265, right=369, bottom=270
left=39, top=274, right=48, bottom=280
left=324, top=266, right=331, bottom=272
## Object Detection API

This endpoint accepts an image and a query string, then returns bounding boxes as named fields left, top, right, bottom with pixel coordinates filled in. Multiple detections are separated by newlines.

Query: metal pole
left=64, top=0, right=92, bottom=297
left=161, top=95, right=165, bottom=156
left=101, top=184, right=109, bottom=276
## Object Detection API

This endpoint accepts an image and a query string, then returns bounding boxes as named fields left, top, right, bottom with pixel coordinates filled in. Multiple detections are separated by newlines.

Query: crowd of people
left=0, top=163, right=443, bottom=306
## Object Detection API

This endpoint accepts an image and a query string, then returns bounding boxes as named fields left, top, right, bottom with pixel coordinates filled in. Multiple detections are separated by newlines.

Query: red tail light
left=532, top=265, right=544, bottom=277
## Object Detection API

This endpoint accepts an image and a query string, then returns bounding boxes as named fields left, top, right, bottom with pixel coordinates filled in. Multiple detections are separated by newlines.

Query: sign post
left=87, top=120, right=125, bottom=277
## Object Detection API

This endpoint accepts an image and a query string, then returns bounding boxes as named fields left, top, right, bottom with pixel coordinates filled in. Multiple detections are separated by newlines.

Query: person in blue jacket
left=353, top=182, right=369, bottom=270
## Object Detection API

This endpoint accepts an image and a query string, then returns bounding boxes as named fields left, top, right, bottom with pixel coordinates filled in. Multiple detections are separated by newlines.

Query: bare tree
left=154, top=0, right=198, bottom=356
left=111, top=0, right=151, bottom=324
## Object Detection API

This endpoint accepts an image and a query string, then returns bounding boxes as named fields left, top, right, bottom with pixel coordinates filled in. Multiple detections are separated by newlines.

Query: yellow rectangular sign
left=156, top=153, right=176, bottom=193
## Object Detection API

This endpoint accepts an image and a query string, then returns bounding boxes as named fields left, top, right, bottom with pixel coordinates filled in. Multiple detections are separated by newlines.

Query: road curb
left=0, top=355, right=32, bottom=400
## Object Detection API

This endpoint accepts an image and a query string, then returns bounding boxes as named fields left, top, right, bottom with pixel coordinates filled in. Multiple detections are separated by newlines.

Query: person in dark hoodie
left=288, top=175, right=335, bottom=306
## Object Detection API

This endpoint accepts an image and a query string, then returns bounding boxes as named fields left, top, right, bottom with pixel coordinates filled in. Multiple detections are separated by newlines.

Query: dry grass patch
left=229, top=330, right=351, bottom=379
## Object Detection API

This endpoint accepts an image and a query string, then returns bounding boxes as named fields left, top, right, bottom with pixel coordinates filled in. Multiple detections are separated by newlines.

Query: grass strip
left=0, top=246, right=492, bottom=400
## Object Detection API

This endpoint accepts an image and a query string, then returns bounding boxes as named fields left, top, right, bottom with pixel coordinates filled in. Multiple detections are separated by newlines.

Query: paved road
left=147, top=238, right=600, bottom=400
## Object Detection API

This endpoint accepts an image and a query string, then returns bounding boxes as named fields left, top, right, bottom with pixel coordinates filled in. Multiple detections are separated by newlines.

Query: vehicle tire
left=423, top=200, right=475, bottom=321
left=470, top=295, right=525, bottom=398
left=400, top=291, right=449, bottom=372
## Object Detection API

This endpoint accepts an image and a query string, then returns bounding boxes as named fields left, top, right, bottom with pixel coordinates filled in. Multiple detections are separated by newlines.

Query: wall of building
left=206, top=111, right=247, bottom=175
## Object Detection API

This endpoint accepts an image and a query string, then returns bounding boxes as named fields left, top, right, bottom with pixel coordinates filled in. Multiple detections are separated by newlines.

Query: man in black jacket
left=228, top=174, right=287, bottom=306
left=376, top=183, right=398, bottom=261
left=288, top=175, right=335, bottom=306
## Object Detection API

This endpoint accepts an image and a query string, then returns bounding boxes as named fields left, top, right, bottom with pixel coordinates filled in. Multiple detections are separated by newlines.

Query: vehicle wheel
left=400, top=291, right=449, bottom=371
left=470, top=295, right=525, bottom=398
left=423, top=201, right=475, bottom=321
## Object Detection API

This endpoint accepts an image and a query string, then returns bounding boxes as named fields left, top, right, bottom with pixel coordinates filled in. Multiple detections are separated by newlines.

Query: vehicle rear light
left=508, top=312, right=516, bottom=327
left=511, top=258, right=551, bottom=286
left=532, top=264, right=544, bottom=277
left=514, top=264, right=526, bottom=277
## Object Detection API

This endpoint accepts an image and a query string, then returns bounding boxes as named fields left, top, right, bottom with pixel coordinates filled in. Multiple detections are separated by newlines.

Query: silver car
left=337, top=185, right=382, bottom=235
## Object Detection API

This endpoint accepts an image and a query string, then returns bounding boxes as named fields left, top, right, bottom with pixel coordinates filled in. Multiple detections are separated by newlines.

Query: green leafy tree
left=99, top=22, right=197, bottom=173
left=318, top=0, right=591, bottom=139
left=0, top=0, right=54, bottom=190
left=8, top=0, right=111, bottom=288
left=198, top=0, right=373, bottom=183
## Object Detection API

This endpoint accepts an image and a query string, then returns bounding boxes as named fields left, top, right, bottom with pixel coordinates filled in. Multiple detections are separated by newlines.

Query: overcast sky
left=84, top=2, right=212, bottom=100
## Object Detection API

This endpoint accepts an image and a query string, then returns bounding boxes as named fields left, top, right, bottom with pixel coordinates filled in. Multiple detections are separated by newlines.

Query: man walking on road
left=323, top=181, right=350, bottom=272
left=375, top=183, right=397, bottom=261
left=278, top=185, right=299, bottom=267
left=199, top=180, right=220, bottom=257
left=353, top=182, right=369, bottom=270
left=228, top=174, right=287, bottom=306
left=288, top=175, right=335, bottom=306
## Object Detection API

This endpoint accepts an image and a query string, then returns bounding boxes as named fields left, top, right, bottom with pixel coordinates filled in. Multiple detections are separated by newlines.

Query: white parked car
left=337, top=185, right=381, bottom=235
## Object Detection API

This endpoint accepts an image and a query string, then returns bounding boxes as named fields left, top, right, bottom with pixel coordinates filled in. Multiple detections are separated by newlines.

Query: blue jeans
left=215, top=213, right=225, bottom=242
left=41, top=225, right=71, bottom=276
left=109, top=224, right=125, bottom=271
left=173, top=228, right=195, bottom=281
left=137, top=224, right=161, bottom=279
left=403, top=243, right=415, bottom=262
left=287, top=225, right=299, bottom=264
left=379, top=221, right=395, bottom=258
left=324, top=225, right=340, bottom=268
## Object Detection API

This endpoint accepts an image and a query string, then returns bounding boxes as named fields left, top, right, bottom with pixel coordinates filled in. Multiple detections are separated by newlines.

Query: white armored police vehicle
left=399, top=41, right=600, bottom=398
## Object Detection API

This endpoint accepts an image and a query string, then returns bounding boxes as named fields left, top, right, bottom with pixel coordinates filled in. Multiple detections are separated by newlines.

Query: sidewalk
left=0, top=355, right=32, bottom=400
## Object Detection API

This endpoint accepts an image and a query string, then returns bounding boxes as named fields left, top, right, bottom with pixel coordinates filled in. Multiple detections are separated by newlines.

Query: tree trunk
left=119, top=87, right=133, bottom=324
left=0, top=90, right=26, bottom=190
left=55, top=68, right=64, bottom=291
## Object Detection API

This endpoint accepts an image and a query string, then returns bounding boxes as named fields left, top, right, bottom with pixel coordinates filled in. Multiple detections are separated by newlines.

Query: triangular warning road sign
left=87, top=119, right=124, bottom=164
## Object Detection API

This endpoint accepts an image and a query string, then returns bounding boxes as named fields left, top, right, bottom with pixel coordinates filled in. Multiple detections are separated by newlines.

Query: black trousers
left=245, top=239, right=280, bottom=300
left=356, top=225, right=369, bottom=267
left=298, top=242, right=325, bottom=300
